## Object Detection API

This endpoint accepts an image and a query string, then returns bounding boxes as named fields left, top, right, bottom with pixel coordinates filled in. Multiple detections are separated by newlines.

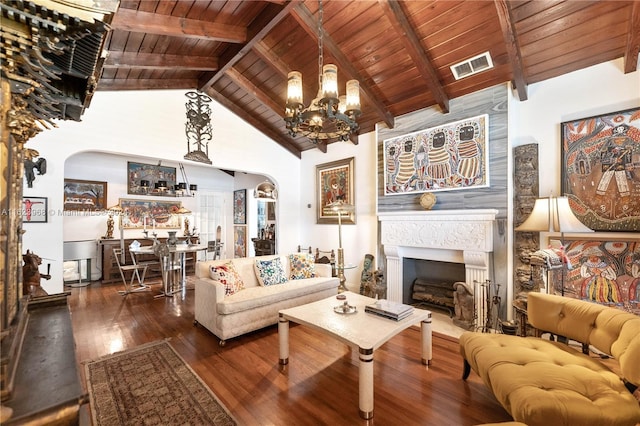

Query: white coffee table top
left=279, top=291, right=431, bottom=351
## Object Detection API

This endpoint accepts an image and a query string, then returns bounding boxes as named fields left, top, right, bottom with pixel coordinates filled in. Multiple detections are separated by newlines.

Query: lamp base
left=337, top=247, right=347, bottom=293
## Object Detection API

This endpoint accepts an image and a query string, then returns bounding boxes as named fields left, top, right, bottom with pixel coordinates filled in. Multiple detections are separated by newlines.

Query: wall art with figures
left=383, top=114, right=489, bottom=195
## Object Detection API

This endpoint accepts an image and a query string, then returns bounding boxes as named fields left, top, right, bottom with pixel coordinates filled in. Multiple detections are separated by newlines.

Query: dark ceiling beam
left=97, top=78, right=198, bottom=91
left=379, top=0, right=449, bottom=114
left=624, top=0, right=640, bottom=74
left=292, top=3, right=395, bottom=131
left=226, top=68, right=282, bottom=114
left=104, top=52, right=219, bottom=71
left=202, top=88, right=302, bottom=159
left=198, top=1, right=297, bottom=90
left=110, top=8, right=247, bottom=43
left=494, top=0, right=528, bottom=101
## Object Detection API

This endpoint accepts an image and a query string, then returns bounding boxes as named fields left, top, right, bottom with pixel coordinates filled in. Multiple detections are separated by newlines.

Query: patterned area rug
left=84, top=340, right=236, bottom=426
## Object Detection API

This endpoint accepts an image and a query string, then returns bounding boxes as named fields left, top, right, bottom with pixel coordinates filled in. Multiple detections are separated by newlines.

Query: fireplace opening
left=402, top=258, right=466, bottom=314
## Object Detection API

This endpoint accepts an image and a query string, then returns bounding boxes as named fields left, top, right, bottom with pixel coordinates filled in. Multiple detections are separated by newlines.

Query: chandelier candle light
left=285, top=0, right=361, bottom=144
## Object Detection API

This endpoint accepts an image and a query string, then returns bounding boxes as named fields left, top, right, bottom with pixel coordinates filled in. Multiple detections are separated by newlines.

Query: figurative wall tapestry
left=383, top=114, right=489, bottom=195
left=561, top=107, right=640, bottom=231
left=63, top=179, right=107, bottom=211
left=233, top=189, right=246, bottom=224
left=234, top=225, right=246, bottom=258
left=22, top=197, right=47, bottom=223
left=561, top=239, right=640, bottom=314
left=127, top=162, right=177, bottom=196
left=316, top=157, right=355, bottom=224
left=119, top=199, right=182, bottom=229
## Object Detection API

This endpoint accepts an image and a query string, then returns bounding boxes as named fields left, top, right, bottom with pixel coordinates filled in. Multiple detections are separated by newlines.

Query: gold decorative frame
left=316, top=157, right=355, bottom=224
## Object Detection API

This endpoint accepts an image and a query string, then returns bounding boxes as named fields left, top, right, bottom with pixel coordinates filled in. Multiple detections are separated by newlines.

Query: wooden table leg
left=278, top=314, right=289, bottom=365
left=421, top=312, right=433, bottom=366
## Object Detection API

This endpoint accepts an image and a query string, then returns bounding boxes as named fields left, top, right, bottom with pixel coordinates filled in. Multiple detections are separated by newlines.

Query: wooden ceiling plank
left=111, top=8, right=247, bottom=43
left=494, top=0, right=528, bottom=101
left=97, top=78, right=198, bottom=90
left=379, top=0, right=449, bottom=114
left=292, top=2, right=395, bottom=130
left=226, top=68, right=282, bottom=114
left=199, top=1, right=298, bottom=90
left=203, top=88, right=302, bottom=159
left=624, top=0, right=640, bottom=73
left=104, top=51, right=219, bottom=71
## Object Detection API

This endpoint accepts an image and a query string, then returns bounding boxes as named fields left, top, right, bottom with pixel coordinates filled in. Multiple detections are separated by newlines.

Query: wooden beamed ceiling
left=99, top=0, right=640, bottom=158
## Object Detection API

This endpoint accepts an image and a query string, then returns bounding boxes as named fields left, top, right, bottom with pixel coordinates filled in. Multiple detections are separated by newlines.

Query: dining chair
left=130, top=247, right=160, bottom=285
left=113, top=247, right=149, bottom=295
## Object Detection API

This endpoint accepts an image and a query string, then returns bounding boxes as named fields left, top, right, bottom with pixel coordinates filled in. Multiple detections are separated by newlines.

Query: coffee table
left=278, top=291, right=432, bottom=419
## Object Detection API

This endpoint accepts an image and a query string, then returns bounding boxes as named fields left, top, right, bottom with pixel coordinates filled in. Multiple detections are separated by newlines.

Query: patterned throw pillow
left=289, top=253, right=316, bottom=280
left=209, top=262, right=245, bottom=296
left=254, top=257, right=287, bottom=286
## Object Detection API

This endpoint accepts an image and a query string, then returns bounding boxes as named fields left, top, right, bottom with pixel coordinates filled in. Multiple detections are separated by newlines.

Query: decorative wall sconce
left=184, top=91, right=213, bottom=164
left=253, top=180, right=278, bottom=202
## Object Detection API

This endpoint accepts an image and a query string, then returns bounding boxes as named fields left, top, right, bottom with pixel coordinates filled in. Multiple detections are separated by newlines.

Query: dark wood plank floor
left=68, top=278, right=513, bottom=425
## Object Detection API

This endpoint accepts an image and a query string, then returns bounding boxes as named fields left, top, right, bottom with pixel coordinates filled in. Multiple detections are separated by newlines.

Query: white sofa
left=194, top=254, right=339, bottom=345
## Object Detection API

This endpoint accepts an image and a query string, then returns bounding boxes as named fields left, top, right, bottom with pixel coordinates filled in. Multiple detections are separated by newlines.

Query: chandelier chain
left=317, top=0, right=323, bottom=88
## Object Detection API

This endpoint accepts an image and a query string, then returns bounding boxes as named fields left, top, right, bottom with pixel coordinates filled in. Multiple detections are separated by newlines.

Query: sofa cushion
left=209, top=262, right=244, bottom=296
left=254, top=257, right=287, bottom=286
left=289, top=253, right=315, bottom=279
left=216, top=277, right=338, bottom=315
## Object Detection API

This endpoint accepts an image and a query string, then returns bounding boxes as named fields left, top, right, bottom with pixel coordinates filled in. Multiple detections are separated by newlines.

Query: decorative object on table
left=317, top=157, right=355, bottom=224
left=23, top=148, right=46, bottom=188
left=103, top=204, right=123, bottom=240
left=284, top=0, right=360, bottom=145
left=63, top=179, right=107, bottom=211
left=22, top=250, right=50, bottom=297
left=323, top=200, right=355, bottom=293
left=127, top=161, right=177, bottom=196
left=253, top=180, right=278, bottom=201
left=419, top=192, right=437, bottom=210
left=364, top=299, right=414, bottom=321
left=21, top=196, right=47, bottom=223
left=167, top=231, right=178, bottom=248
left=359, top=254, right=374, bottom=295
left=119, top=198, right=182, bottom=229
left=183, top=90, right=213, bottom=164
left=233, top=189, right=246, bottom=224
left=561, top=107, right=640, bottom=231
left=383, top=114, right=489, bottom=194
left=233, top=225, right=246, bottom=258
left=84, top=340, right=237, bottom=426
left=333, top=299, right=357, bottom=314
left=515, top=195, right=593, bottom=297
left=561, top=239, right=640, bottom=312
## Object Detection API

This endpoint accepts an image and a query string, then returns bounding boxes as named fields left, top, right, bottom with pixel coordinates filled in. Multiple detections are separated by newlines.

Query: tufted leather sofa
left=460, top=292, right=640, bottom=426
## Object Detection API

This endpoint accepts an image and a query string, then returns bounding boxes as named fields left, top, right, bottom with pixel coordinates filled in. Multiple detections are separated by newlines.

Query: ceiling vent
left=450, top=52, right=493, bottom=80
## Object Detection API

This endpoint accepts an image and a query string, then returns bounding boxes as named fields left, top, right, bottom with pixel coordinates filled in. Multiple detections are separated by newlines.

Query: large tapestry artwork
left=119, top=199, right=182, bottom=229
left=561, top=107, right=640, bottom=231
left=562, top=239, right=640, bottom=314
left=383, top=114, right=489, bottom=195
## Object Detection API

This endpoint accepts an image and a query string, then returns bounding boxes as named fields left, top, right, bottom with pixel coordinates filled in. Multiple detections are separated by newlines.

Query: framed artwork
left=560, top=238, right=640, bottom=313
left=561, top=107, right=640, bottom=231
left=233, top=225, right=246, bottom=258
left=22, top=197, right=47, bottom=223
left=127, top=161, right=177, bottom=196
left=118, top=198, right=182, bottom=229
left=316, top=157, right=355, bottom=224
left=233, top=189, right=246, bottom=224
left=267, top=202, right=275, bottom=221
left=383, top=114, right=489, bottom=195
left=63, top=179, right=107, bottom=211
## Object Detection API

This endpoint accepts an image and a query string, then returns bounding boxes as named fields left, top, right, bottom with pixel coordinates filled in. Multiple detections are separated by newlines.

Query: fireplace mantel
left=378, top=209, right=499, bottom=326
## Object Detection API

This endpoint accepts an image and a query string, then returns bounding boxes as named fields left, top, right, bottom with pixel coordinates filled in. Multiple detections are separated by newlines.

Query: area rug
left=84, top=340, right=236, bottom=426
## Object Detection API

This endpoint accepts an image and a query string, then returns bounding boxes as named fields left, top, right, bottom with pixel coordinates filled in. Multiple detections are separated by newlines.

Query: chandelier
left=284, top=0, right=361, bottom=144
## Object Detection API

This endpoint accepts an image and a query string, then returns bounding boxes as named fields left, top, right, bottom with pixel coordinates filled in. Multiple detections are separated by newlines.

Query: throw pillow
left=209, top=262, right=245, bottom=296
left=289, top=253, right=316, bottom=280
left=254, top=257, right=287, bottom=286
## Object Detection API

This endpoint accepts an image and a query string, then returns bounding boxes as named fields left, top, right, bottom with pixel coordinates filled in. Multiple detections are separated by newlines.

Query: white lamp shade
left=345, top=79, right=361, bottom=113
left=552, top=196, right=593, bottom=233
left=515, top=198, right=551, bottom=231
left=287, top=71, right=303, bottom=106
left=321, top=64, right=338, bottom=100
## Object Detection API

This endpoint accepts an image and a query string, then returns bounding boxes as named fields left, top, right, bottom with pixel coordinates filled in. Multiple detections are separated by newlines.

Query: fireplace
left=379, top=209, right=498, bottom=328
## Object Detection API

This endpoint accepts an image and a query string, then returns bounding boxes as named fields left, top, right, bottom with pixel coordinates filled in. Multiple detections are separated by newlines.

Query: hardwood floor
left=69, top=278, right=513, bottom=425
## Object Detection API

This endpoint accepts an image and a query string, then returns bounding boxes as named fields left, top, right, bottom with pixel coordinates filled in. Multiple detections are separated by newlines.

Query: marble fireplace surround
left=378, top=210, right=498, bottom=327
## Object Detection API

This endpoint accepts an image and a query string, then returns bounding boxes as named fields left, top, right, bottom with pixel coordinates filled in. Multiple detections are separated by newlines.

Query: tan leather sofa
left=460, top=292, right=640, bottom=426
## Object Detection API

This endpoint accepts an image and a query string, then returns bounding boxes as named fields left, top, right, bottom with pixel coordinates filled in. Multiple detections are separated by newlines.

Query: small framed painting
left=233, top=189, right=246, bottom=224
left=22, top=197, right=48, bottom=223
left=316, top=157, right=355, bottom=224
left=63, top=179, right=107, bottom=211
left=234, top=225, right=246, bottom=258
